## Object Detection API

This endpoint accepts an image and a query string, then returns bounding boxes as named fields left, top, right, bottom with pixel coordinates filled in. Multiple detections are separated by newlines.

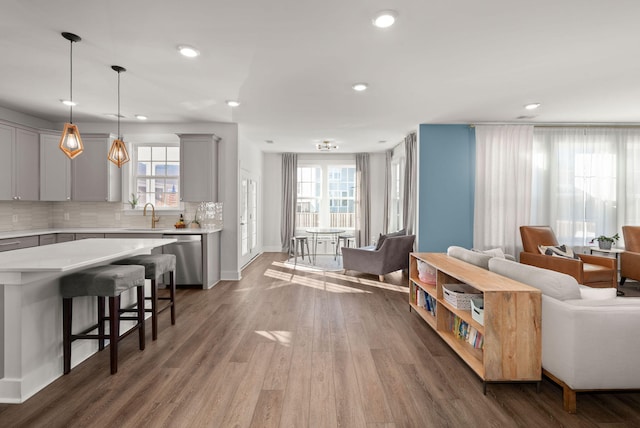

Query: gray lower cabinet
left=40, top=233, right=75, bottom=245
left=0, top=123, right=39, bottom=201
left=74, top=233, right=105, bottom=240
left=0, top=235, right=39, bottom=252
left=39, top=234, right=57, bottom=246
left=56, top=233, right=75, bottom=243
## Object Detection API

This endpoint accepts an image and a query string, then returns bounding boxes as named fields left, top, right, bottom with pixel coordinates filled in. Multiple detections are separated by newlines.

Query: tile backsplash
left=0, top=200, right=214, bottom=232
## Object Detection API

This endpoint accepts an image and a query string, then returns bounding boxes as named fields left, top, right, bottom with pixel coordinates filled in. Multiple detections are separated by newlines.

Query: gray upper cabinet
left=40, top=131, right=71, bottom=201
left=0, top=123, right=39, bottom=201
left=179, top=134, right=218, bottom=202
left=71, top=133, right=122, bottom=202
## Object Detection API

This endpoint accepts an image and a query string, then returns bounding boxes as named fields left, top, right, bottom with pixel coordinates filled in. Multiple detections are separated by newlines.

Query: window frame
left=123, top=141, right=184, bottom=214
left=296, top=158, right=356, bottom=232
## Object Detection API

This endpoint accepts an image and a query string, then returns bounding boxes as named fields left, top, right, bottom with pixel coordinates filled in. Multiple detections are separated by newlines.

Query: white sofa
left=488, top=257, right=640, bottom=413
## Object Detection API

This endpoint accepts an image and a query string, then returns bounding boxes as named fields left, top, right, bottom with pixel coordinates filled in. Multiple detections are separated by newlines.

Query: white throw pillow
left=578, top=286, right=617, bottom=300
left=479, top=248, right=506, bottom=258
left=538, top=244, right=579, bottom=260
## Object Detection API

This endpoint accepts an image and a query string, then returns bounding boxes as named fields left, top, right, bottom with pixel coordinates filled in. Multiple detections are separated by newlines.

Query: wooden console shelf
left=409, top=253, right=542, bottom=385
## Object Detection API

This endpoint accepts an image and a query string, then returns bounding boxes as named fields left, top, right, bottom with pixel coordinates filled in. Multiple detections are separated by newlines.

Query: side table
left=589, top=247, right=625, bottom=295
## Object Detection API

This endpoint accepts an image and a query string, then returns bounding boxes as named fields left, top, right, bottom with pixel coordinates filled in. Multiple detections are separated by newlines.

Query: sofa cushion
left=488, top=257, right=581, bottom=301
left=375, top=229, right=406, bottom=251
left=447, top=246, right=493, bottom=270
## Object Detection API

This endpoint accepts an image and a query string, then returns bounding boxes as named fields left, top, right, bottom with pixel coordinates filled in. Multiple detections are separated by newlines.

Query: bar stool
left=61, top=264, right=146, bottom=375
left=290, top=235, right=311, bottom=266
left=336, top=234, right=355, bottom=259
left=112, top=254, right=176, bottom=340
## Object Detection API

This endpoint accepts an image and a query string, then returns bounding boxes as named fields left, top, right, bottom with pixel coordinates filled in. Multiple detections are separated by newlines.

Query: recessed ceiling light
left=524, top=103, right=541, bottom=110
left=135, top=115, right=148, bottom=120
left=61, top=100, right=76, bottom=106
left=352, top=83, right=368, bottom=91
left=373, top=10, right=398, bottom=28
left=226, top=100, right=240, bottom=107
left=178, top=45, right=200, bottom=58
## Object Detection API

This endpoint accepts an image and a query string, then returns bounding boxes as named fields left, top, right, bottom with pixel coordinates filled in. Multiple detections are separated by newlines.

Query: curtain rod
left=470, top=122, right=640, bottom=128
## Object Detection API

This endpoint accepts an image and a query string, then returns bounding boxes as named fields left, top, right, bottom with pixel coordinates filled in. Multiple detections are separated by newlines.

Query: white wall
left=369, top=152, right=386, bottom=243
left=238, top=139, right=264, bottom=267
left=262, top=153, right=283, bottom=252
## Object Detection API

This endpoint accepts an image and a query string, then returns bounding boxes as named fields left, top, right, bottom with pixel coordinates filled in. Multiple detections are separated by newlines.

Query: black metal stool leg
left=151, top=279, right=158, bottom=341
left=98, top=296, right=105, bottom=351
left=63, top=298, right=72, bottom=374
left=169, top=271, right=176, bottom=325
left=137, top=285, right=145, bottom=350
left=109, top=296, right=120, bottom=374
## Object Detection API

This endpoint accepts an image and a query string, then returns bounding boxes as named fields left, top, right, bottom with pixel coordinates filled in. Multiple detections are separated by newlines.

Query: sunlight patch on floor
left=324, top=271, right=409, bottom=293
left=254, top=330, right=292, bottom=347
left=263, top=268, right=371, bottom=294
left=271, top=260, right=324, bottom=273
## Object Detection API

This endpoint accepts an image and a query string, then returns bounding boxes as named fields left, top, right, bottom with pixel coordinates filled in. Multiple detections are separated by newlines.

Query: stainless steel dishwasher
left=162, top=234, right=202, bottom=286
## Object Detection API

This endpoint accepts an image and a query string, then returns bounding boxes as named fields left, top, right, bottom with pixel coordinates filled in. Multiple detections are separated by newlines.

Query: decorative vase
left=598, top=240, right=612, bottom=250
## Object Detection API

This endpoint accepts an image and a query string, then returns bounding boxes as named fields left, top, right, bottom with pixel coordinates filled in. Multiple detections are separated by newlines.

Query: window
left=532, top=127, right=640, bottom=247
left=390, top=158, right=404, bottom=232
left=296, top=166, right=321, bottom=227
left=328, top=166, right=355, bottom=228
left=296, top=162, right=356, bottom=230
left=131, top=144, right=180, bottom=209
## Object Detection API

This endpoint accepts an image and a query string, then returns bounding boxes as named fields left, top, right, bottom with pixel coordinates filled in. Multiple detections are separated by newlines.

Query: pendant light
left=107, top=65, right=130, bottom=168
left=59, top=32, right=84, bottom=159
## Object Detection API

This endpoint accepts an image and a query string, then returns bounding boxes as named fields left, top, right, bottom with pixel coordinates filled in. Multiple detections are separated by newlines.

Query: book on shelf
left=415, top=288, right=436, bottom=316
left=448, top=313, right=483, bottom=349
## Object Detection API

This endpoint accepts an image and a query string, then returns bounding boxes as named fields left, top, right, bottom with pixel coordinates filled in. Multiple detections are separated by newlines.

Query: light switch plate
left=64, top=212, right=70, bottom=221
left=12, top=214, right=18, bottom=223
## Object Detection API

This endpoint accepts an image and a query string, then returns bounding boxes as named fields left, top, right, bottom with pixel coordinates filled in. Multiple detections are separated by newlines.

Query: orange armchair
left=620, top=226, right=640, bottom=286
left=519, top=226, right=617, bottom=289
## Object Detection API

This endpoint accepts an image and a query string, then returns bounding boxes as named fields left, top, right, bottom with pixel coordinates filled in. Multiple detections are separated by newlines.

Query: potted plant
left=590, top=233, right=620, bottom=250
left=128, top=193, right=139, bottom=209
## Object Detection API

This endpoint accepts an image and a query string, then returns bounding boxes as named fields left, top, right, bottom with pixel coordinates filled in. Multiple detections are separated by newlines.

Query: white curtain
left=280, top=153, right=297, bottom=252
left=620, top=129, right=640, bottom=230
left=402, top=132, right=417, bottom=235
left=533, top=127, right=640, bottom=249
left=355, top=153, right=370, bottom=247
left=474, top=125, right=534, bottom=257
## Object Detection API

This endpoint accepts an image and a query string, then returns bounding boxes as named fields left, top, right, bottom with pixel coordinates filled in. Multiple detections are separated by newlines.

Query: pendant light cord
left=117, top=69, right=121, bottom=139
left=69, top=39, right=73, bottom=124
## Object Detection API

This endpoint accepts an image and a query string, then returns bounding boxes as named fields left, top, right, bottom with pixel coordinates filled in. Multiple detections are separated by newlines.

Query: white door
left=240, top=173, right=259, bottom=267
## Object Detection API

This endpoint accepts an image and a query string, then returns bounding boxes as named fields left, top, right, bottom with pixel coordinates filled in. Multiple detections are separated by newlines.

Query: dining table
left=305, top=228, right=345, bottom=264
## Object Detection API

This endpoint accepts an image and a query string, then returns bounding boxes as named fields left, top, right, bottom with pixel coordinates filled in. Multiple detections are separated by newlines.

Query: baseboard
left=221, top=270, right=241, bottom=281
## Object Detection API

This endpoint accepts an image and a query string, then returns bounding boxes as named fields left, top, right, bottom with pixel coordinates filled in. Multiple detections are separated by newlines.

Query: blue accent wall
left=417, top=124, right=475, bottom=252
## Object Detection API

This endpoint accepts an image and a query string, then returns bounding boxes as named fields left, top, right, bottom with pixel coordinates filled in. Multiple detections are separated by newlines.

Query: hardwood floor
left=1, top=252, right=639, bottom=427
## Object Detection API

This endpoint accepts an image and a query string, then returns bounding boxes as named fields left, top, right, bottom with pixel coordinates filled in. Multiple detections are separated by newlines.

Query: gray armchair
left=342, top=234, right=415, bottom=281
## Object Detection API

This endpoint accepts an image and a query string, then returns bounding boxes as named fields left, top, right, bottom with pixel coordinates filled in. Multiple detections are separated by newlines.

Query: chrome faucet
left=143, top=203, right=160, bottom=228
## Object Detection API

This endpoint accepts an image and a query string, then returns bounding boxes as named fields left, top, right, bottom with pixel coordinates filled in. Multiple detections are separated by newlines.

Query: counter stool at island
left=61, top=265, right=146, bottom=375
left=112, top=254, right=177, bottom=340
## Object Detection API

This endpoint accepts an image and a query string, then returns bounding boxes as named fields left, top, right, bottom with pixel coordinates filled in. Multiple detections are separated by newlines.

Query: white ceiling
left=2, top=0, right=640, bottom=153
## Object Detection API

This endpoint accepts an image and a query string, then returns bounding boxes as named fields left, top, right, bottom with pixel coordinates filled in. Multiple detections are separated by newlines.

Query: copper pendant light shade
left=108, top=65, right=130, bottom=168
left=59, top=32, right=84, bottom=159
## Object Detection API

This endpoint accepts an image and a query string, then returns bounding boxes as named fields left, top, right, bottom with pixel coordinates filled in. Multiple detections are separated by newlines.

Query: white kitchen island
left=0, top=238, right=176, bottom=403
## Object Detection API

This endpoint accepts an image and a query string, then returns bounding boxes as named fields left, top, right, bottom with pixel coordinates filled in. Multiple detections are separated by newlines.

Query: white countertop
left=0, top=238, right=176, bottom=273
left=0, top=227, right=222, bottom=240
